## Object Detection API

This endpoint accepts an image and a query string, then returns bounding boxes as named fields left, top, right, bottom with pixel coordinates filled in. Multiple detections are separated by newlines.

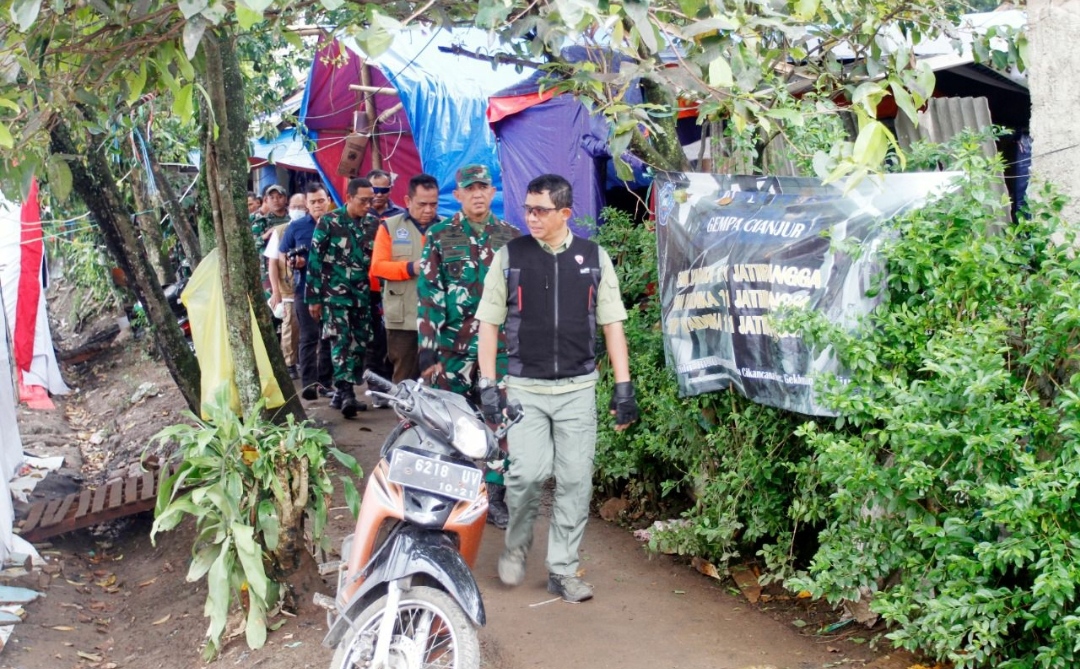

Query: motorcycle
left=319, top=370, right=522, bottom=669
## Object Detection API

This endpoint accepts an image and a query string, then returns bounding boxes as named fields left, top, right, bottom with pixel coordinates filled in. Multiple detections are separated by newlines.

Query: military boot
left=486, top=483, right=509, bottom=530
left=337, top=383, right=366, bottom=419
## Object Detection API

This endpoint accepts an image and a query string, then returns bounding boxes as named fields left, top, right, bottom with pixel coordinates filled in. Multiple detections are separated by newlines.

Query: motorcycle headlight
left=451, top=415, right=489, bottom=459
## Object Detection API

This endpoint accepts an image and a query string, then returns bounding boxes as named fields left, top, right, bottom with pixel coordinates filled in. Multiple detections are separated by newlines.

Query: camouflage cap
left=455, top=164, right=493, bottom=189
left=263, top=183, right=287, bottom=197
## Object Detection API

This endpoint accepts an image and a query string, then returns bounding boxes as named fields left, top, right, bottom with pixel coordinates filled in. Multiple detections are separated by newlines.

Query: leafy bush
left=594, top=132, right=1080, bottom=668
left=594, top=207, right=811, bottom=561
left=150, top=391, right=361, bottom=660
left=786, top=135, right=1080, bottom=669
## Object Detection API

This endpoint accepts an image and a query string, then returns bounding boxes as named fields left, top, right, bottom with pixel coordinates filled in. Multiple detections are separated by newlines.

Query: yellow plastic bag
left=180, top=248, right=285, bottom=417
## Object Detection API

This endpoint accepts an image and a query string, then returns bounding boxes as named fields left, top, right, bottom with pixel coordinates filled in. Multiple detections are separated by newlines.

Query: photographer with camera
left=279, top=182, right=334, bottom=400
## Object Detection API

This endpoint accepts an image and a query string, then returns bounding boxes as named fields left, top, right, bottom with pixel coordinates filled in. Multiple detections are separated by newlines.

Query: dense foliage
left=595, top=134, right=1080, bottom=668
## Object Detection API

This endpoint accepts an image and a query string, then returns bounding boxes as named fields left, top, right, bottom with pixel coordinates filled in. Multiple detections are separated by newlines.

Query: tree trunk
left=200, top=29, right=306, bottom=421
left=148, top=150, right=202, bottom=267
left=50, top=118, right=202, bottom=413
left=1027, top=0, right=1080, bottom=226
left=129, top=168, right=172, bottom=284
left=634, top=79, right=691, bottom=172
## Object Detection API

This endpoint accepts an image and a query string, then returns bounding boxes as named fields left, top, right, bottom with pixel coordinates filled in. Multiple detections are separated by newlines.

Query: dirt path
left=5, top=347, right=915, bottom=669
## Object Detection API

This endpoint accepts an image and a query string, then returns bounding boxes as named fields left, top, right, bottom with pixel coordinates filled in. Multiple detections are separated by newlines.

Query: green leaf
left=339, top=477, right=361, bottom=518
left=182, top=17, right=207, bottom=59
left=707, top=55, right=733, bottom=88
left=0, top=98, right=20, bottom=114
left=256, top=500, right=280, bottom=551
left=231, top=522, right=269, bottom=604
left=204, top=536, right=232, bottom=643
left=794, top=0, right=819, bottom=20
left=239, top=0, right=273, bottom=11
left=624, top=2, right=657, bottom=52
left=10, top=0, right=42, bottom=31
left=355, top=23, right=393, bottom=59
left=0, top=124, right=13, bottom=150
left=245, top=599, right=268, bottom=649
left=320, top=0, right=344, bottom=10
left=187, top=542, right=222, bottom=582
left=177, top=0, right=207, bottom=19
left=763, top=107, right=804, bottom=127
left=850, top=81, right=887, bottom=117
left=173, top=84, right=195, bottom=124
left=235, top=4, right=262, bottom=29
left=889, top=80, right=918, bottom=125
left=45, top=154, right=73, bottom=203
left=125, top=63, right=148, bottom=106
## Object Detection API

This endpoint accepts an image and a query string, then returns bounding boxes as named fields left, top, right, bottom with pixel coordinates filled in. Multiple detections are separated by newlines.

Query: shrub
left=149, top=391, right=361, bottom=660
left=594, top=132, right=1080, bottom=668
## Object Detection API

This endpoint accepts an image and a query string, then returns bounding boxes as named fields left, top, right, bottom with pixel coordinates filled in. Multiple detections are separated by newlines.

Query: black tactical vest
left=504, top=236, right=602, bottom=380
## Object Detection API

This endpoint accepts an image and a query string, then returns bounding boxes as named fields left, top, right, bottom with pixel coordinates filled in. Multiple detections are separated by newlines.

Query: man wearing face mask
left=281, top=182, right=335, bottom=400
left=287, top=192, right=308, bottom=222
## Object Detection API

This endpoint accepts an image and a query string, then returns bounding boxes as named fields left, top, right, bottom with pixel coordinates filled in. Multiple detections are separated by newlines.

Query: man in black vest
left=476, top=173, right=638, bottom=603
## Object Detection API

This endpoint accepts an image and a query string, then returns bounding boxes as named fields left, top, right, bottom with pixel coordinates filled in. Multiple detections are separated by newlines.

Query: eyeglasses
left=522, top=205, right=561, bottom=217
left=355, top=197, right=374, bottom=205
left=372, top=187, right=391, bottom=194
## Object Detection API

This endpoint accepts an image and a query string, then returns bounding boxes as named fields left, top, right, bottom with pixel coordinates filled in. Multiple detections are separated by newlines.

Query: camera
left=286, top=244, right=309, bottom=262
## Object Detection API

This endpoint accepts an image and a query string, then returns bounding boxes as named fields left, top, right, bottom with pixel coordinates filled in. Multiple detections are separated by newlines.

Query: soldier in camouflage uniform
left=417, top=164, right=520, bottom=527
left=306, top=178, right=378, bottom=419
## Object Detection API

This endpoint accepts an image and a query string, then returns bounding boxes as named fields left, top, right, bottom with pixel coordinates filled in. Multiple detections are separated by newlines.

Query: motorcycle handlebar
left=363, top=370, right=394, bottom=392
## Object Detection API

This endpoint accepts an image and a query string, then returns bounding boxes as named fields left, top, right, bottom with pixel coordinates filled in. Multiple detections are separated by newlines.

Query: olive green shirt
left=476, top=229, right=627, bottom=394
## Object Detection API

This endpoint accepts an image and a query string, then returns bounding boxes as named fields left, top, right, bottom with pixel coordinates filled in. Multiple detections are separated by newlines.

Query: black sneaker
left=318, top=385, right=334, bottom=397
left=330, top=392, right=343, bottom=410
left=287, top=365, right=298, bottom=379
left=301, top=385, right=318, bottom=401
left=547, top=574, right=593, bottom=603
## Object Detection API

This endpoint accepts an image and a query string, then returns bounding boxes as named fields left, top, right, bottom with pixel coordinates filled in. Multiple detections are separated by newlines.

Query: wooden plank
left=38, top=499, right=62, bottom=529
left=21, top=502, right=47, bottom=534
left=107, top=481, right=122, bottom=509
left=41, top=493, right=76, bottom=528
left=75, top=489, right=92, bottom=519
left=91, top=485, right=108, bottom=514
left=141, top=472, right=155, bottom=501
left=124, top=476, right=138, bottom=505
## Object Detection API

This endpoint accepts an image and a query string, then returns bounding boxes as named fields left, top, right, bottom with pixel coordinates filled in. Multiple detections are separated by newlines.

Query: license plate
left=387, top=450, right=482, bottom=502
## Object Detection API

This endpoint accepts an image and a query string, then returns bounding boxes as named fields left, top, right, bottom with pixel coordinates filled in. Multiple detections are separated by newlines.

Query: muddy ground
left=2, top=330, right=926, bottom=669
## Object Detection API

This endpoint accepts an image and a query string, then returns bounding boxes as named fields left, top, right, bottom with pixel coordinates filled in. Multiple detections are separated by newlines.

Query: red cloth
left=15, top=178, right=41, bottom=374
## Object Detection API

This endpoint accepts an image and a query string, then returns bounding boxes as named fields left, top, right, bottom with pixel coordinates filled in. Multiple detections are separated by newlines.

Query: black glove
left=609, top=381, right=639, bottom=426
left=417, top=349, right=438, bottom=374
left=479, top=385, right=503, bottom=424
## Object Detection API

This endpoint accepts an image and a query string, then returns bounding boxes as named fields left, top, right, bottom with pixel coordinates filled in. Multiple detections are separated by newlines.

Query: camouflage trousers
left=322, top=305, right=371, bottom=386
left=431, top=353, right=478, bottom=398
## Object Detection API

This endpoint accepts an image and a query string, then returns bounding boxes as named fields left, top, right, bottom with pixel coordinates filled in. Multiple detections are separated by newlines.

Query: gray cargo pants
left=503, top=383, right=597, bottom=577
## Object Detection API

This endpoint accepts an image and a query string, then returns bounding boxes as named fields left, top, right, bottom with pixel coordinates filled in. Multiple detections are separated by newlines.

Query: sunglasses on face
left=372, top=186, right=391, bottom=194
left=522, top=205, right=561, bottom=217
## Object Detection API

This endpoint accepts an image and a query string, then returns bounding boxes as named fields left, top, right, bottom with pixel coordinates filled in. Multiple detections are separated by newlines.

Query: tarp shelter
left=299, top=28, right=533, bottom=216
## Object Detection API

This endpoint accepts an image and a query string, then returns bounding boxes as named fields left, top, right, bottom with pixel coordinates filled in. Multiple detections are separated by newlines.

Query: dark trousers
left=295, top=296, right=333, bottom=389
left=387, top=329, right=419, bottom=384
left=365, top=291, right=393, bottom=381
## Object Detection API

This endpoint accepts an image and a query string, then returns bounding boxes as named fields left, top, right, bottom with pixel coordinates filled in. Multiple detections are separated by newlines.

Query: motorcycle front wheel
left=331, top=585, right=480, bottom=669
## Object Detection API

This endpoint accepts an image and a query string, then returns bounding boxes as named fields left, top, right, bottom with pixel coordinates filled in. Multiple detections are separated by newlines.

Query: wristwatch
left=478, top=376, right=495, bottom=390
